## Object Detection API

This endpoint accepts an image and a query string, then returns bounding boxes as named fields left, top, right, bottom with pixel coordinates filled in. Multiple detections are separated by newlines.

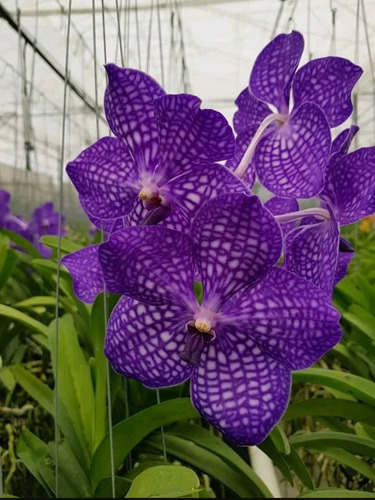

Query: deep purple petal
left=85, top=205, right=125, bottom=234
left=67, top=137, right=138, bottom=220
left=192, top=193, right=282, bottom=308
left=165, top=163, right=248, bottom=225
left=331, top=125, right=359, bottom=157
left=334, top=238, right=354, bottom=286
left=99, top=226, right=194, bottom=306
left=285, top=218, right=340, bottom=295
left=5, top=214, right=31, bottom=240
left=105, top=296, right=193, bottom=388
left=264, top=196, right=299, bottom=235
left=125, top=197, right=191, bottom=234
left=154, top=94, right=234, bottom=181
left=0, top=190, right=10, bottom=206
left=293, top=57, right=363, bottom=127
left=223, top=267, right=342, bottom=370
left=255, top=102, right=330, bottom=198
left=324, top=147, right=375, bottom=225
left=226, top=127, right=257, bottom=188
left=233, top=88, right=271, bottom=133
left=104, top=65, right=165, bottom=171
left=250, top=31, right=304, bottom=112
left=191, top=340, right=291, bottom=445
left=62, top=245, right=103, bottom=303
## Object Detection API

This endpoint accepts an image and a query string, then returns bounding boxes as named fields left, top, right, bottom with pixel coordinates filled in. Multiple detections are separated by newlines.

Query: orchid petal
left=106, top=297, right=193, bottom=388
left=192, top=193, right=282, bottom=308
left=264, top=196, right=299, bottom=235
left=154, top=94, right=234, bottom=181
left=233, top=88, right=271, bottom=133
left=250, top=31, right=304, bottom=112
left=255, top=102, right=330, bottom=198
left=223, top=267, right=342, bottom=370
left=293, top=57, right=362, bottom=127
left=285, top=218, right=340, bottom=295
left=191, top=340, right=291, bottom=445
left=324, top=147, right=375, bottom=225
left=104, top=65, right=165, bottom=171
left=99, top=226, right=194, bottom=306
left=62, top=245, right=103, bottom=303
left=67, top=137, right=138, bottom=220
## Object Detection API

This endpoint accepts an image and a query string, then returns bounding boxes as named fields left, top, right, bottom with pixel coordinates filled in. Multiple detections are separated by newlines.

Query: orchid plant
left=0, top=191, right=65, bottom=258
left=62, top=31, right=375, bottom=447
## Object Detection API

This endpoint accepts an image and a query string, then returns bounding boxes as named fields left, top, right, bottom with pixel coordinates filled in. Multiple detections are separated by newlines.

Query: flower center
left=179, top=309, right=217, bottom=365
left=138, top=188, right=162, bottom=209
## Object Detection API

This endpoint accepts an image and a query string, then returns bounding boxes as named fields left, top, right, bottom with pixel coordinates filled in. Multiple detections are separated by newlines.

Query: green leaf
left=284, top=446, right=314, bottom=490
left=0, top=304, right=49, bottom=336
left=258, top=437, right=293, bottom=485
left=48, top=314, right=95, bottom=455
left=269, top=425, right=290, bottom=455
left=311, top=448, right=375, bottom=483
left=41, top=235, right=83, bottom=254
left=168, top=422, right=272, bottom=498
left=125, top=465, right=200, bottom=498
left=0, top=366, right=16, bottom=392
left=0, top=228, right=40, bottom=258
left=300, top=488, right=375, bottom=498
left=342, top=305, right=375, bottom=341
left=14, top=296, right=57, bottom=308
left=11, top=364, right=53, bottom=414
left=293, top=368, right=375, bottom=406
left=290, top=431, right=375, bottom=459
left=0, top=248, right=18, bottom=288
left=91, top=398, right=199, bottom=488
left=16, top=429, right=53, bottom=496
left=94, top=477, right=132, bottom=498
left=47, top=440, right=92, bottom=497
left=145, top=434, right=271, bottom=498
left=91, top=294, right=108, bottom=447
left=284, top=398, right=375, bottom=426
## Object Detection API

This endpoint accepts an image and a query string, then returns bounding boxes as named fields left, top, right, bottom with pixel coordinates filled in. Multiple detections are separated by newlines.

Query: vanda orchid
left=61, top=29, right=375, bottom=446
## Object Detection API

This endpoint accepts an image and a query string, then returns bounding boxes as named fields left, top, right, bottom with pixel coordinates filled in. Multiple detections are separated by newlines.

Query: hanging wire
left=360, top=0, right=375, bottom=143
left=156, top=389, right=167, bottom=463
left=54, top=0, right=73, bottom=496
left=115, top=0, right=125, bottom=66
left=156, top=0, right=165, bottom=87
left=353, top=0, right=360, bottom=149
left=176, top=0, right=190, bottom=93
left=146, top=0, right=155, bottom=73
left=270, top=0, right=285, bottom=39
left=135, top=0, right=142, bottom=69
left=101, top=1, right=117, bottom=495
left=92, top=0, right=100, bottom=139
left=329, top=0, right=337, bottom=55
left=284, top=0, right=298, bottom=32
left=307, top=0, right=312, bottom=60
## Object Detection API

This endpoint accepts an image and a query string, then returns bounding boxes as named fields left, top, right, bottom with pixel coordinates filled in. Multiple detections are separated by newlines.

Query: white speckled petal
left=105, top=296, right=193, bottom=388
left=61, top=245, right=103, bottom=303
left=99, top=226, right=194, bottom=306
left=223, top=267, right=342, bottom=370
left=191, top=339, right=291, bottom=445
left=192, top=193, right=282, bottom=308
left=255, top=102, right=331, bottom=198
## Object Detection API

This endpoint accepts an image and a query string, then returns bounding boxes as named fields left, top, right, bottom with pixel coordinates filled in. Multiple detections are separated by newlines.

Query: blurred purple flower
left=230, top=31, right=362, bottom=198
left=99, top=193, right=341, bottom=445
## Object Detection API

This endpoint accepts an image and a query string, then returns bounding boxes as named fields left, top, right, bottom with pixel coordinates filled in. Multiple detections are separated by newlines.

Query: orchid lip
left=179, top=320, right=216, bottom=365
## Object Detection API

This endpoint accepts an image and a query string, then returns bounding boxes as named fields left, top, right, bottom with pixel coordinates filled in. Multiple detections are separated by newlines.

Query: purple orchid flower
left=27, top=202, right=66, bottom=258
left=63, top=65, right=247, bottom=303
left=99, top=193, right=341, bottom=445
left=66, top=65, right=243, bottom=231
left=284, top=126, right=375, bottom=295
left=230, top=31, right=362, bottom=198
left=0, top=190, right=11, bottom=227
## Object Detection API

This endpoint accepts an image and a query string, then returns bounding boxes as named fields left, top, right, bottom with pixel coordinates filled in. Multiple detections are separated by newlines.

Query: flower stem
left=233, top=113, right=286, bottom=178
left=275, top=207, right=330, bottom=224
